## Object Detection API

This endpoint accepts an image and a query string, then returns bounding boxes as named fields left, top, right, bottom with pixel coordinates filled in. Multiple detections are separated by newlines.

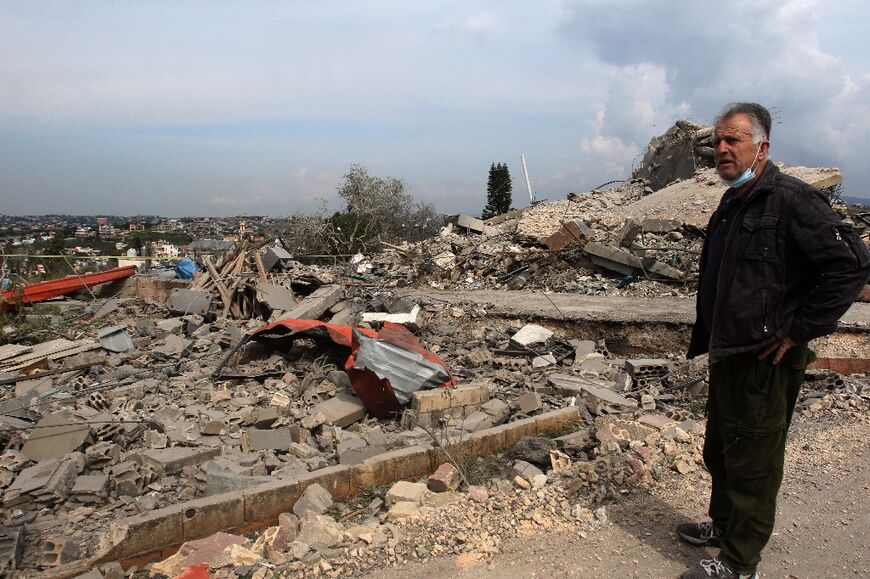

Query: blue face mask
left=724, top=144, right=763, bottom=188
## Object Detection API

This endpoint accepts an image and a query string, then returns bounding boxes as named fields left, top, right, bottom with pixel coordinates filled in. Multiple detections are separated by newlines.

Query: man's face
left=713, top=113, right=767, bottom=181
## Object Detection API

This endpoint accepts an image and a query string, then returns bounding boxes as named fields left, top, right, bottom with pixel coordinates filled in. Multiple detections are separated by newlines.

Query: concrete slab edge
left=38, top=407, right=581, bottom=577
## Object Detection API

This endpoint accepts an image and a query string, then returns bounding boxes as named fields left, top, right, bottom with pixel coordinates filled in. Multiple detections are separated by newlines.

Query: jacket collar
left=732, top=161, right=780, bottom=205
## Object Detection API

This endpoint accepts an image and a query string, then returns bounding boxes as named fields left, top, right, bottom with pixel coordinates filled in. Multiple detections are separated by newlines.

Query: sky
left=1, top=1, right=868, bottom=217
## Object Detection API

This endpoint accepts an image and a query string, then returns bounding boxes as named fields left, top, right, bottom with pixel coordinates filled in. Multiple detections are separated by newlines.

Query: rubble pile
left=0, top=118, right=864, bottom=576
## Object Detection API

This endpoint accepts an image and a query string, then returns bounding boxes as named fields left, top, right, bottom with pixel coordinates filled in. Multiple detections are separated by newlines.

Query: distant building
left=153, top=243, right=180, bottom=259
left=129, top=223, right=145, bottom=232
left=96, top=217, right=109, bottom=226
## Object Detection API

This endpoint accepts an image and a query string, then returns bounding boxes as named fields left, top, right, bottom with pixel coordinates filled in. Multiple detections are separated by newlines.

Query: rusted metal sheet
left=1, top=266, right=137, bottom=310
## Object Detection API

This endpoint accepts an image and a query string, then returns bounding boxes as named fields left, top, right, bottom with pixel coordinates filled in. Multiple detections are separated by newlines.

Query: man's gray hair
left=715, top=102, right=772, bottom=144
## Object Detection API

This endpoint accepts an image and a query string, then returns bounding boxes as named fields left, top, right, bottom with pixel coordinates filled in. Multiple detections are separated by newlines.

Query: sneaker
left=680, top=557, right=758, bottom=579
left=676, top=521, right=723, bottom=546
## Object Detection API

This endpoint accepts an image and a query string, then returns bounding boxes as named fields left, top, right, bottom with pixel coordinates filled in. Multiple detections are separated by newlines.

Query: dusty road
left=363, top=413, right=869, bottom=578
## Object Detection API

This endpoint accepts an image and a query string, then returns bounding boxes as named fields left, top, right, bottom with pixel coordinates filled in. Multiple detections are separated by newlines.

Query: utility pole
left=521, top=154, right=534, bottom=204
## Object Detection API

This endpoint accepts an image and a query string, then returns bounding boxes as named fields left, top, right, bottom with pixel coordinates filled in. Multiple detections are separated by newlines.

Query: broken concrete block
left=385, top=480, right=429, bottom=506
left=510, top=324, right=553, bottom=348
left=70, top=474, right=109, bottom=503
left=641, top=218, right=681, bottom=233
left=625, top=358, right=674, bottom=380
left=386, top=501, right=421, bottom=522
left=547, top=374, right=637, bottom=414
left=338, top=445, right=386, bottom=465
left=292, top=483, right=334, bottom=517
left=203, top=461, right=272, bottom=496
left=517, top=391, right=542, bottom=414
left=531, top=354, right=556, bottom=369
left=287, top=442, right=318, bottom=460
left=480, top=398, right=510, bottom=425
left=133, top=446, right=221, bottom=474
left=411, top=383, right=490, bottom=413
left=428, top=463, right=461, bottom=493
left=295, top=513, right=344, bottom=549
left=570, top=340, right=598, bottom=362
left=151, top=532, right=247, bottom=577
left=637, top=414, right=677, bottom=430
left=461, top=411, right=493, bottom=433
left=309, top=394, right=366, bottom=428
left=153, top=333, right=191, bottom=356
left=242, top=428, right=294, bottom=452
left=0, top=526, right=24, bottom=572
left=543, top=220, right=591, bottom=251
left=278, top=513, right=300, bottom=544
left=512, top=460, right=543, bottom=481
left=456, top=213, right=485, bottom=233
left=167, top=289, right=212, bottom=316
left=4, top=458, right=78, bottom=509
left=255, top=282, right=297, bottom=312
left=39, top=537, right=79, bottom=567
left=361, top=304, right=424, bottom=331
left=281, top=285, right=344, bottom=321
left=584, top=242, right=684, bottom=280
left=251, top=406, right=280, bottom=428
left=21, top=414, right=92, bottom=461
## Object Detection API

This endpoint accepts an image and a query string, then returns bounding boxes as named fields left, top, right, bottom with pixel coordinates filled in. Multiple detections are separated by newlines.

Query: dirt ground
left=362, top=412, right=870, bottom=579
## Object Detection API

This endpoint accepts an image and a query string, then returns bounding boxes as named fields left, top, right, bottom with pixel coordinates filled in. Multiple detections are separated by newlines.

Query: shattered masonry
left=0, top=119, right=866, bottom=577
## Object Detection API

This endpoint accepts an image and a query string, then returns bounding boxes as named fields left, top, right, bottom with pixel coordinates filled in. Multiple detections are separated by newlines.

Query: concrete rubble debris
left=281, top=285, right=344, bottom=320
left=167, top=288, right=212, bottom=316
left=510, top=323, right=554, bottom=348
left=0, top=117, right=863, bottom=574
left=292, top=483, right=334, bottom=517
left=310, top=394, right=366, bottom=428
left=20, top=414, right=92, bottom=461
left=151, top=532, right=248, bottom=577
left=96, top=325, right=134, bottom=353
left=428, top=463, right=462, bottom=492
left=386, top=480, right=430, bottom=505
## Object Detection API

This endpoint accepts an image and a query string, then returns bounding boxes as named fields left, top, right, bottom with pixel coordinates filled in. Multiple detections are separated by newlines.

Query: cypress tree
left=482, top=162, right=513, bottom=219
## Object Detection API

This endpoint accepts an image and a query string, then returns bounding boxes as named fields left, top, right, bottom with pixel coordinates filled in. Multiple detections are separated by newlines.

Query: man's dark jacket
left=688, top=163, right=870, bottom=363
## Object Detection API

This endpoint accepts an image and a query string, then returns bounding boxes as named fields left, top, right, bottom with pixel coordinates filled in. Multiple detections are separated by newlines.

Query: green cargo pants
left=703, top=343, right=814, bottom=574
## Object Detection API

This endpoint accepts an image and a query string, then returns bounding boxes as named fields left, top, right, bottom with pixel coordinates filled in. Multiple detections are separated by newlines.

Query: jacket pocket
left=741, top=215, right=779, bottom=261
left=833, top=224, right=870, bottom=270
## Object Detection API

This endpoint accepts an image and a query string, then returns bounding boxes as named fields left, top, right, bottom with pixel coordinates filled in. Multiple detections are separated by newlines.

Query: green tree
left=329, top=164, right=441, bottom=254
left=482, top=162, right=513, bottom=219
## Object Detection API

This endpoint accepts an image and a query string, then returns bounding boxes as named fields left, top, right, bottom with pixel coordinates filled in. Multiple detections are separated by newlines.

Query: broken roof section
left=225, top=319, right=456, bottom=418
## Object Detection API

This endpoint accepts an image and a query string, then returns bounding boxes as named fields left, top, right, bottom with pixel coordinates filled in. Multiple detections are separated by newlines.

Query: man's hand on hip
left=758, top=336, right=796, bottom=364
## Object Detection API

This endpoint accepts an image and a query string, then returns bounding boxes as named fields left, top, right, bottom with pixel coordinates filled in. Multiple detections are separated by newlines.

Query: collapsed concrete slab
left=584, top=242, right=684, bottom=281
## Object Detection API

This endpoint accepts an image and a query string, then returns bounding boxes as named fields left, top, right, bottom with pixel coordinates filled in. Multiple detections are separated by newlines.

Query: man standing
left=678, top=103, right=870, bottom=579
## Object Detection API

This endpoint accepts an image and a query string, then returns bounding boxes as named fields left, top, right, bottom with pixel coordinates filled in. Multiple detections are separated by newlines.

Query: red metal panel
left=1, top=266, right=137, bottom=310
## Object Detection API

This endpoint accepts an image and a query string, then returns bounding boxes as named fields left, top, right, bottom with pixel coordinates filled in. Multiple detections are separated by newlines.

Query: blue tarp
left=174, top=257, right=199, bottom=280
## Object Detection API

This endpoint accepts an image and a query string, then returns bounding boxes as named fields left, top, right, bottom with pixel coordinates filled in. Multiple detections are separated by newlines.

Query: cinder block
left=363, top=445, right=433, bottom=485
left=466, top=426, right=506, bottom=456
left=115, top=504, right=185, bottom=559
left=181, top=491, right=245, bottom=541
left=347, top=464, right=376, bottom=496
left=411, top=388, right=451, bottom=413
left=501, top=417, right=539, bottom=447
left=535, top=407, right=582, bottom=435
left=449, top=383, right=491, bottom=407
left=412, top=384, right=490, bottom=413
left=243, top=479, right=302, bottom=524
left=295, top=465, right=352, bottom=500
